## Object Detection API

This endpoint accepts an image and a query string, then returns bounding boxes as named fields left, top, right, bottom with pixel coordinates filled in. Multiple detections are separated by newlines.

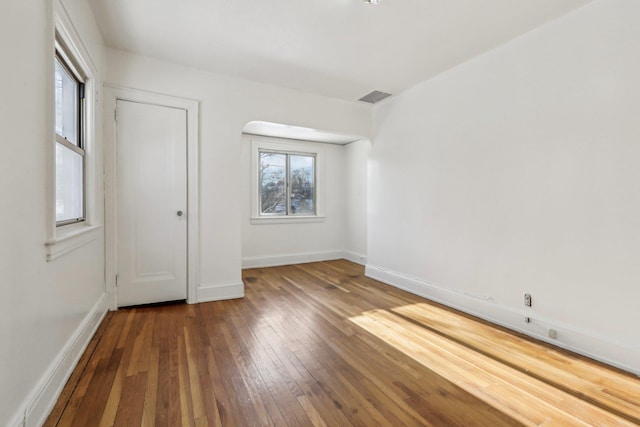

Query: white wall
left=367, top=0, right=640, bottom=374
left=241, top=135, right=368, bottom=267
left=105, top=49, right=371, bottom=296
left=344, top=140, right=369, bottom=262
left=0, top=0, right=106, bottom=425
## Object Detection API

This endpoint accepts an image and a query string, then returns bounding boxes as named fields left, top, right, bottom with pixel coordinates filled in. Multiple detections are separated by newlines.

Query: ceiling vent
left=358, top=90, right=392, bottom=104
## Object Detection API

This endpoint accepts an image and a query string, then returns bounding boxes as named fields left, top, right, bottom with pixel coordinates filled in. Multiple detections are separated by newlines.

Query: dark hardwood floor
left=45, top=260, right=640, bottom=426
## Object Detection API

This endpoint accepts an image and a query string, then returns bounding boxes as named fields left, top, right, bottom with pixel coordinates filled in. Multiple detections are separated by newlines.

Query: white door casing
left=104, top=86, right=199, bottom=309
left=116, top=100, right=187, bottom=306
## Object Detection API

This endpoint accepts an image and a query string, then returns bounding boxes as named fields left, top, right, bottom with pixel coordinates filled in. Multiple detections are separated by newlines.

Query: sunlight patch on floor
left=349, top=308, right=635, bottom=426
left=393, top=302, right=640, bottom=422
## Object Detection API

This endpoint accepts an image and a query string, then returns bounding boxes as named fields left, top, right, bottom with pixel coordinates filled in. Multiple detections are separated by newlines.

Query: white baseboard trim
left=365, top=264, right=640, bottom=376
left=342, top=251, right=368, bottom=266
left=12, top=293, right=109, bottom=427
left=198, top=282, right=245, bottom=303
left=242, top=250, right=346, bottom=269
left=242, top=250, right=367, bottom=269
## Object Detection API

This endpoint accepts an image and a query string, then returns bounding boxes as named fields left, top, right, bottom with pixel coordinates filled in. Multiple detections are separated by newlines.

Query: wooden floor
left=46, top=260, right=640, bottom=426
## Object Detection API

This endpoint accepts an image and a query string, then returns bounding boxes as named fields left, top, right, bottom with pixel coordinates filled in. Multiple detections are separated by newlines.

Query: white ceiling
left=88, top=0, right=591, bottom=102
left=244, top=121, right=362, bottom=144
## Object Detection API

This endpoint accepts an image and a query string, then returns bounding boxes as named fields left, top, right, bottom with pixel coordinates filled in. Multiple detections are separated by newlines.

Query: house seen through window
left=259, top=151, right=316, bottom=216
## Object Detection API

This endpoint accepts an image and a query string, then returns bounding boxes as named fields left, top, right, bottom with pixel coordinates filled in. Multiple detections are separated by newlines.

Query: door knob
left=177, top=210, right=183, bottom=217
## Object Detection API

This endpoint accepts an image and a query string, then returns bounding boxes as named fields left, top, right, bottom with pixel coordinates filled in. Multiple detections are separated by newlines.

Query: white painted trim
left=104, top=86, right=200, bottom=309
left=48, top=0, right=101, bottom=249
left=9, top=294, right=108, bottom=427
left=53, top=1, right=98, bottom=73
left=342, top=251, right=367, bottom=266
left=198, top=282, right=245, bottom=303
left=250, top=135, right=327, bottom=220
left=242, top=250, right=348, bottom=269
left=365, top=264, right=640, bottom=376
left=45, top=225, right=103, bottom=261
left=250, top=216, right=326, bottom=225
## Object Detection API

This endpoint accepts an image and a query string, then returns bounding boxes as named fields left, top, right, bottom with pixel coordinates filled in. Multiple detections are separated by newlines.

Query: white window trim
left=250, top=136, right=326, bottom=224
left=46, top=1, right=101, bottom=261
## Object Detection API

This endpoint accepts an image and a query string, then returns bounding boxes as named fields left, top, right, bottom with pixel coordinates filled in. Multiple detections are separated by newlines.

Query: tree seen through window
left=259, top=151, right=315, bottom=216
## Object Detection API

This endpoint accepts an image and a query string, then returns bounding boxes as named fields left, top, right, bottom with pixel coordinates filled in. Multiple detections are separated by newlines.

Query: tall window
left=55, top=47, right=85, bottom=225
left=259, top=150, right=316, bottom=216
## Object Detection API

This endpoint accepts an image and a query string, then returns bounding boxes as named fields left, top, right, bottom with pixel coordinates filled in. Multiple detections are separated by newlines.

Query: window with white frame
left=45, top=8, right=100, bottom=261
left=250, top=136, right=325, bottom=223
left=54, top=42, right=85, bottom=225
left=259, top=150, right=316, bottom=216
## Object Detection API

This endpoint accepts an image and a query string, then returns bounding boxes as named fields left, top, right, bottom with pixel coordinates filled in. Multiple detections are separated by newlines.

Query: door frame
left=104, top=86, right=200, bottom=309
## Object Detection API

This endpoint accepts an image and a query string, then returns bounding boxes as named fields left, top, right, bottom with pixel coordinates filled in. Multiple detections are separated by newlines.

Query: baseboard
left=198, top=282, right=245, bottom=303
left=12, top=293, right=109, bottom=427
left=365, top=264, right=640, bottom=376
left=242, top=250, right=347, bottom=269
left=342, top=251, right=368, bottom=266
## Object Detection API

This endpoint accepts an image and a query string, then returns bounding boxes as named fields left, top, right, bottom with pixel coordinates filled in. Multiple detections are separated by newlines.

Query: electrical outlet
left=524, top=293, right=532, bottom=307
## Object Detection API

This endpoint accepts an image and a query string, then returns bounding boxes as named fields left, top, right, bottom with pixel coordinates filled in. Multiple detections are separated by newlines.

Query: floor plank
left=46, top=260, right=640, bottom=426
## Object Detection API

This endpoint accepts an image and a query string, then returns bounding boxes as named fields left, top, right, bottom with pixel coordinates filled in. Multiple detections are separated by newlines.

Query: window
left=46, top=9, right=101, bottom=261
left=55, top=46, right=85, bottom=225
left=259, top=150, right=316, bottom=216
left=250, top=136, right=325, bottom=224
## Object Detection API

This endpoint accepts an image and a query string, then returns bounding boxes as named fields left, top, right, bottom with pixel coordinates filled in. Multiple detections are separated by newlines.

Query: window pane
left=259, top=152, right=286, bottom=215
left=290, top=155, right=315, bottom=215
left=56, top=143, right=84, bottom=222
left=55, top=57, right=79, bottom=146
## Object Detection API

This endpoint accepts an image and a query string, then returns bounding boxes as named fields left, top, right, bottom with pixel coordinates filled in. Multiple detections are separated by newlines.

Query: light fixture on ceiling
left=364, top=0, right=380, bottom=4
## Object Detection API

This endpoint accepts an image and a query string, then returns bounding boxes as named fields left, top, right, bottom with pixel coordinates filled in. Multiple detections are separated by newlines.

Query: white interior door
left=116, top=100, right=187, bottom=307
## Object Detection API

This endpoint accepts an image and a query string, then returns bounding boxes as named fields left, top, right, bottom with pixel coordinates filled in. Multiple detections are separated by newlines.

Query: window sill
left=250, top=216, right=325, bottom=225
left=45, top=224, right=103, bottom=261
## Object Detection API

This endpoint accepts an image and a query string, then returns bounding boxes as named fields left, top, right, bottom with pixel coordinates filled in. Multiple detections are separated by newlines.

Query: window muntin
left=259, top=150, right=316, bottom=216
left=54, top=51, right=85, bottom=225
